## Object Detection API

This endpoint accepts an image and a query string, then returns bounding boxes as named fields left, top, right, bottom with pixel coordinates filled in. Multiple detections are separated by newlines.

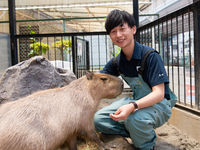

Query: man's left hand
left=109, top=103, right=135, bottom=121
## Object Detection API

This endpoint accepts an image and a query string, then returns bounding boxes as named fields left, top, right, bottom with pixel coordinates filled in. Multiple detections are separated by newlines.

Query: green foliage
left=26, top=25, right=36, bottom=35
left=27, top=24, right=72, bottom=58
left=52, top=40, right=72, bottom=53
left=26, top=25, right=48, bottom=57
left=28, top=42, right=50, bottom=57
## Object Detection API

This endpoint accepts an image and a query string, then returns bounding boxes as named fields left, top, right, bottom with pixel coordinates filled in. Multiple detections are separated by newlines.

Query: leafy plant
left=28, top=42, right=50, bottom=57
left=26, top=25, right=36, bottom=35
left=52, top=40, right=72, bottom=53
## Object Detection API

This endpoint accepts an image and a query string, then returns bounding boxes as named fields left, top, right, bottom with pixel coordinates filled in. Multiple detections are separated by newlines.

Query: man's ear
left=85, top=71, right=94, bottom=80
left=132, top=25, right=137, bottom=35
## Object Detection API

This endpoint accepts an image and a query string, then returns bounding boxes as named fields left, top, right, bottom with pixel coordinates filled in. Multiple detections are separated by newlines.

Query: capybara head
left=85, top=71, right=124, bottom=99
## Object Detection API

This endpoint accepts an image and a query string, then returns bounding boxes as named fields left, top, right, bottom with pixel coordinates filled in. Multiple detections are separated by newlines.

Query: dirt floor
left=70, top=122, right=200, bottom=150
left=60, top=93, right=200, bottom=150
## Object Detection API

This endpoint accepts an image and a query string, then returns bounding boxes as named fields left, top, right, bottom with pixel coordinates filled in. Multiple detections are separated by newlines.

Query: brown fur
left=0, top=72, right=123, bottom=150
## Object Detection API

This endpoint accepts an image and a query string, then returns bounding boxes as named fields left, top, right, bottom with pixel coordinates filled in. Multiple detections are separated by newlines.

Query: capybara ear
left=86, top=71, right=94, bottom=80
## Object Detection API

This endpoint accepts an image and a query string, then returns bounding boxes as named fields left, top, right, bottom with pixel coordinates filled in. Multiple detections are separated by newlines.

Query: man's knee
left=125, top=110, right=155, bottom=131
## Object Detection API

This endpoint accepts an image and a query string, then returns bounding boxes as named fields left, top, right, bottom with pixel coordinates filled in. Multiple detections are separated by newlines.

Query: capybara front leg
left=67, top=135, right=78, bottom=150
left=87, top=130, right=109, bottom=150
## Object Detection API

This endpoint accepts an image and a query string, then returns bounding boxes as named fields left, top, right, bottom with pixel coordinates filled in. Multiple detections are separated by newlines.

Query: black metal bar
left=8, top=0, right=18, bottom=65
left=182, top=13, right=186, bottom=105
left=69, top=36, right=72, bottom=71
left=15, top=32, right=107, bottom=38
left=47, top=37, right=49, bottom=60
left=148, top=28, right=150, bottom=46
left=145, top=29, right=147, bottom=45
left=158, top=21, right=161, bottom=53
left=176, top=15, right=181, bottom=102
left=25, top=38, right=28, bottom=60
left=142, top=31, right=145, bottom=44
left=154, top=25, right=156, bottom=49
left=149, top=28, right=151, bottom=46
left=166, top=20, right=169, bottom=77
left=61, top=36, right=64, bottom=68
left=146, top=29, right=148, bottom=46
left=188, top=10, right=193, bottom=107
left=86, top=41, right=90, bottom=71
left=105, top=35, right=108, bottom=62
left=133, top=0, right=139, bottom=42
left=98, top=35, right=100, bottom=70
left=146, top=28, right=149, bottom=46
left=72, top=36, right=77, bottom=76
left=39, top=37, right=42, bottom=55
left=161, top=22, right=165, bottom=63
left=171, top=16, right=174, bottom=92
left=141, top=31, right=143, bottom=44
left=54, top=36, right=56, bottom=67
left=150, top=27, right=152, bottom=47
left=133, top=0, right=139, bottom=28
left=82, top=36, right=86, bottom=76
left=193, top=2, right=200, bottom=110
left=90, top=36, right=93, bottom=71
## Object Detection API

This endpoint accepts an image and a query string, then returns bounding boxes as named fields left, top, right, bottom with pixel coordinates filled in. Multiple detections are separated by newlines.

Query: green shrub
left=28, top=42, right=50, bottom=57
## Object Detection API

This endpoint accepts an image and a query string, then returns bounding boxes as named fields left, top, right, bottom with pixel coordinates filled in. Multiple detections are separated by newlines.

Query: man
left=94, top=9, right=177, bottom=150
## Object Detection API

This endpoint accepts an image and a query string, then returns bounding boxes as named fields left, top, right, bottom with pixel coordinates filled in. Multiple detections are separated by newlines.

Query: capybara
left=0, top=71, right=123, bottom=150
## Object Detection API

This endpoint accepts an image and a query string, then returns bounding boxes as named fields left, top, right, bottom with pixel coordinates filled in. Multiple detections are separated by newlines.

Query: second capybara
left=0, top=71, right=123, bottom=150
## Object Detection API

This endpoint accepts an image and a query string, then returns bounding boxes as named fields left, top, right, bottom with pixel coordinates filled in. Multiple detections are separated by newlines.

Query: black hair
left=105, top=9, right=136, bottom=34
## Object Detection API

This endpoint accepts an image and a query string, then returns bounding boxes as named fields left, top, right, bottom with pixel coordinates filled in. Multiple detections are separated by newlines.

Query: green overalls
left=94, top=51, right=177, bottom=150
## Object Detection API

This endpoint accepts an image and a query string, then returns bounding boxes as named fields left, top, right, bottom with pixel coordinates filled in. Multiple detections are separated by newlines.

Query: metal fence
left=15, top=32, right=118, bottom=77
left=15, top=1, right=200, bottom=113
left=137, top=1, right=200, bottom=113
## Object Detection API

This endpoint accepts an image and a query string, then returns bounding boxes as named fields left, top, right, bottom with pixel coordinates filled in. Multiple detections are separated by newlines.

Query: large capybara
left=0, top=71, right=123, bottom=150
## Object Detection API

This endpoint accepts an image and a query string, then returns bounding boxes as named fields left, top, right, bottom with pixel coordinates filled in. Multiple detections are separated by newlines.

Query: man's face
left=109, top=23, right=136, bottom=49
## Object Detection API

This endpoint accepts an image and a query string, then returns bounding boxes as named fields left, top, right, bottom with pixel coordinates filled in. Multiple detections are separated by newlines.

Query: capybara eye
left=100, top=78, right=108, bottom=81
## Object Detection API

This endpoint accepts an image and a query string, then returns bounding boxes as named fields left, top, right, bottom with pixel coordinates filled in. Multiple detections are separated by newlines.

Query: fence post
left=8, top=0, right=18, bottom=65
left=193, top=1, right=200, bottom=109
left=72, top=36, right=77, bottom=77
left=133, top=0, right=140, bottom=42
left=86, top=41, right=90, bottom=71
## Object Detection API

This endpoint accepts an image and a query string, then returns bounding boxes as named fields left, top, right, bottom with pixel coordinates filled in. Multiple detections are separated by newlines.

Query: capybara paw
left=100, top=145, right=111, bottom=150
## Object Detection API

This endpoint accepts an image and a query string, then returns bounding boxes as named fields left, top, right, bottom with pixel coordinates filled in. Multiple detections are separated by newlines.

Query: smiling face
left=109, top=23, right=136, bottom=50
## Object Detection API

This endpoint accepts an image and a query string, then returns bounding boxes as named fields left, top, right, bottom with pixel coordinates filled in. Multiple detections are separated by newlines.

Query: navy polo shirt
left=101, top=41, right=170, bottom=99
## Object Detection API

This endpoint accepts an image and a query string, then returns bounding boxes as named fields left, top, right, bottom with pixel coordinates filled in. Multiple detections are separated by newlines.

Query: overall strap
left=138, top=50, right=158, bottom=76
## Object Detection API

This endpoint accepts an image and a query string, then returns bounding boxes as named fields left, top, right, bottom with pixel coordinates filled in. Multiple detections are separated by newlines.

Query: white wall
left=0, top=33, right=11, bottom=76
